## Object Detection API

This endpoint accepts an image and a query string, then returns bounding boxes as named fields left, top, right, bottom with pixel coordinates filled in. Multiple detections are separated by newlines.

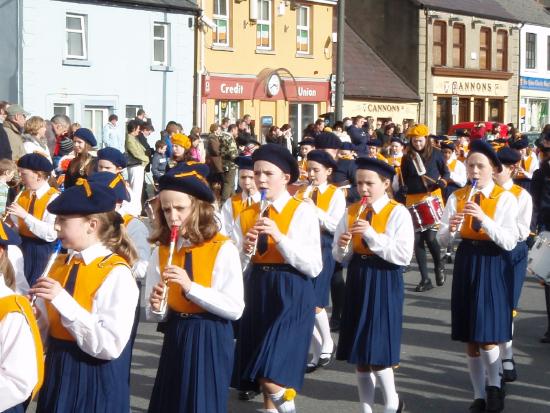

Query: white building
left=0, top=0, right=199, bottom=140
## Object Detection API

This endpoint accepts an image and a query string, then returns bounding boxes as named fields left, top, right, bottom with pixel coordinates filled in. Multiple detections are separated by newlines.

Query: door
left=83, top=106, right=110, bottom=143
left=436, top=97, right=451, bottom=134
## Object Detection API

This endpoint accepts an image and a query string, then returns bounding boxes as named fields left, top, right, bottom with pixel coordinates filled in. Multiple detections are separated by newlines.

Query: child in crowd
left=0, top=159, right=16, bottom=214
left=151, top=140, right=168, bottom=185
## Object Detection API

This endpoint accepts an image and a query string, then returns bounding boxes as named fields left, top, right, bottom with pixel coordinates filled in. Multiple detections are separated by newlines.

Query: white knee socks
left=356, top=371, right=376, bottom=413
left=315, top=309, right=334, bottom=354
left=467, top=355, right=486, bottom=399
left=310, top=325, right=322, bottom=365
left=374, top=368, right=399, bottom=413
left=480, top=347, right=501, bottom=388
left=268, top=389, right=296, bottom=413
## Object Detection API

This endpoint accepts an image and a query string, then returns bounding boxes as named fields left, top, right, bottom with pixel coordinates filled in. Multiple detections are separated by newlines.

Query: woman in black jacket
left=400, top=124, right=450, bottom=292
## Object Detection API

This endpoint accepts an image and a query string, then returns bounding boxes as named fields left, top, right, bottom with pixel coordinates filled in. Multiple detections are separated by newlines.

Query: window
left=83, top=107, right=110, bottom=143
left=66, top=13, right=87, bottom=59
left=452, top=24, right=465, bottom=68
left=296, top=6, right=310, bottom=54
left=473, top=98, right=485, bottom=121
left=53, top=104, right=73, bottom=119
left=153, top=23, right=170, bottom=66
left=256, top=0, right=272, bottom=50
left=526, top=32, right=537, bottom=69
left=214, top=100, right=240, bottom=124
left=125, top=105, right=143, bottom=121
left=489, top=99, right=504, bottom=122
left=436, top=97, right=451, bottom=135
left=479, top=27, right=491, bottom=70
left=213, top=0, right=229, bottom=46
left=459, top=98, right=470, bottom=122
left=289, top=103, right=316, bottom=138
left=496, top=30, right=508, bottom=71
left=432, top=21, right=446, bottom=66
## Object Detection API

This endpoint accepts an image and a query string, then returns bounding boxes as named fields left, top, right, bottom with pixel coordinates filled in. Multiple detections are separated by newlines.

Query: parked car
left=448, top=121, right=509, bottom=140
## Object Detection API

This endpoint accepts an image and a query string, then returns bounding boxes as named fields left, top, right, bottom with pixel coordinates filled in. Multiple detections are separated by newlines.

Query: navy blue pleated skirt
left=20, top=236, right=55, bottom=286
left=149, top=313, right=233, bottom=413
left=37, top=337, right=132, bottom=413
left=312, top=232, right=336, bottom=308
left=2, top=404, right=24, bottom=413
left=451, top=240, right=513, bottom=343
left=505, top=241, right=528, bottom=309
left=336, top=254, right=404, bottom=367
left=233, top=264, right=315, bottom=392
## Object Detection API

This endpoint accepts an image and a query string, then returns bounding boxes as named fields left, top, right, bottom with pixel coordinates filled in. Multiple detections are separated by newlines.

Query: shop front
left=343, top=99, right=419, bottom=130
left=519, top=76, right=550, bottom=132
left=201, top=71, right=329, bottom=140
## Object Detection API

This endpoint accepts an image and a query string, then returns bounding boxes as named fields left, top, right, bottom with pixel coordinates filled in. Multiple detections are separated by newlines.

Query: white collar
left=501, top=179, right=513, bottom=190
left=270, top=190, right=292, bottom=213
left=370, top=194, right=390, bottom=214
left=69, top=243, right=113, bottom=265
left=240, top=191, right=261, bottom=202
left=32, top=182, right=51, bottom=198
left=476, top=180, right=496, bottom=198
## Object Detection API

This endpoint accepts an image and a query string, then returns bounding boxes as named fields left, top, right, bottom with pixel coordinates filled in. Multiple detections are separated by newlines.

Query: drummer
left=400, top=124, right=450, bottom=292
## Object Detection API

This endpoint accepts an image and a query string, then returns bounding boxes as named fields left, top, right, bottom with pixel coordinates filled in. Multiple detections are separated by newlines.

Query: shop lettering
left=220, top=82, right=244, bottom=95
left=444, top=81, right=500, bottom=95
left=298, top=86, right=317, bottom=97
left=367, top=104, right=402, bottom=113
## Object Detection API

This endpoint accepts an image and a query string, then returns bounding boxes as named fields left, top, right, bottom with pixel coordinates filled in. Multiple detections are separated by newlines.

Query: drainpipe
left=424, top=8, right=429, bottom=126
left=194, top=1, right=205, bottom=129
left=17, top=0, right=23, bottom=104
left=517, top=22, right=524, bottom=129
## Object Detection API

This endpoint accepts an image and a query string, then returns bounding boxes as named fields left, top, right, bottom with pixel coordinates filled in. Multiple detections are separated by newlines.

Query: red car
left=448, top=122, right=509, bottom=140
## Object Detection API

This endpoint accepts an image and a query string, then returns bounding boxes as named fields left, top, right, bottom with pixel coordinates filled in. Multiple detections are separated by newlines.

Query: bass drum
left=527, top=231, right=550, bottom=284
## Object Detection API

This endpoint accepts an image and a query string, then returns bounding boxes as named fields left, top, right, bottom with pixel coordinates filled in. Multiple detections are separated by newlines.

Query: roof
left=340, top=22, right=420, bottom=102
left=410, top=0, right=519, bottom=23
left=60, top=0, right=201, bottom=14
left=493, top=0, right=550, bottom=27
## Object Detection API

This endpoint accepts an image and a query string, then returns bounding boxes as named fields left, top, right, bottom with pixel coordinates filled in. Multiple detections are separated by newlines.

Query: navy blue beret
left=252, top=143, right=300, bottom=184
left=314, top=132, right=342, bottom=150
left=390, top=137, right=405, bottom=146
left=432, top=135, right=447, bottom=141
left=158, top=161, right=214, bottom=203
left=366, top=139, right=382, bottom=147
left=497, top=147, right=521, bottom=165
left=355, top=156, right=395, bottom=179
left=509, top=137, right=529, bottom=150
left=47, top=179, right=117, bottom=215
left=234, top=156, right=254, bottom=171
left=340, top=142, right=354, bottom=151
left=298, top=137, right=316, bottom=147
left=440, top=140, right=456, bottom=151
left=73, top=128, right=97, bottom=147
left=0, top=221, right=21, bottom=246
left=98, top=147, right=127, bottom=169
left=88, top=172, right=130, bottom=202
left=306, top=149, right=337, bottom=170
left=468, top=140, right=503, bottom=172
left=17, top=153, right=53, bottom=173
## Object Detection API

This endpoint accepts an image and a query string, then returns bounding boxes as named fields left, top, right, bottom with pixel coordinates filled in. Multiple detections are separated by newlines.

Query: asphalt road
left=128, top=262, right=550, bottom=413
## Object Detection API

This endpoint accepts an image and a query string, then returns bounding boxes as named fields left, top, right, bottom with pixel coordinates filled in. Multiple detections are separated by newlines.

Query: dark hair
left=384, top=123, right=395, bottom=134
left=141, top=123, right=154, bottom=132
left=221, top=117, right=230, bottom=125
left=108, top=114, right=118, bottom=122
left=127, top=120, right=140, bottom=134
left=227, top=124, right=238, bottom=133
left=0, top=101, right=9, bottom=115
left=155, top=140, right=167, bottom=150
left=136, top=109, right=146, bottom=117
left=404, top=135, right=434, bottom=162
left=280, top=124, right=291, bottom=132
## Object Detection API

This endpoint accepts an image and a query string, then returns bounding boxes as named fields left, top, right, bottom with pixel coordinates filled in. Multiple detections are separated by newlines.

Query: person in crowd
left=0, top=101, right=13, bottom=160
left=161, top=121, right=181, bottom=159
left=220, top=117, right=230, bottom=132
left=220, top=124, right=239, bottom=203
left=0, top=159, right=16, bottom=214
left=381, top=123, right=396, bottom=148
left=455, top=130, right=471, bottom=163
left=168, top=133, right=192, bottom=171
left=265, top=126, right=284, bottom=146
left=347, top=116, right=368, bottom=154
left=188, top=127, right=205, bottom=163
left=237, top=119, right=253, bottom=147
left=47, top=115, right=71, bottom=167
left=102, top=114, right=123, bottom=151
left=365, top=139, right=387, bottom=163
left=332, top=121, right=351, bottom=143
left=64, top=128, right=96, bottom=188
left=206, top=124, right=224, bottom=200
left=510, top=136, right=539, bottom=193
left=22, top=116, right=52, bottom=162
left=151, top=140, right=168, bottom=185
left=126, top=120, right=149, bottom=212
left=3, top=105, right=29, bottom=161
left=280, top=124, right=294, bottom=154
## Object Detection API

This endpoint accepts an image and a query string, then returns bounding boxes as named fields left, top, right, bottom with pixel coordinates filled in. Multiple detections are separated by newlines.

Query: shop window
left=452, top=24, right=465, bottom=68
left=215, top=100, right=240, bottom=124
left=213, top=0, right=230, bottom=46
left=66, top=13, right=87, bottom=60
left=432, top=21, right=446, bottom=67
left=479, top=27, right=491, bottom=70
left=153, top=22, right=170, bottom=66
left=489, top=99, right=503, bottom=122
left=256, top=0, right=272, bottom=50
left=296, top=6, right=310, bottom=54
left=459, top=98, right=470, bottom=122
left=473, top=98, right=485, bottom=121
left=289, top=103, right=316, bottom=138
left=436, top=97, right=451, bottom=135
left=496, top=30, right=508, bottom=71
left=526, top=32, right=537, bottom=69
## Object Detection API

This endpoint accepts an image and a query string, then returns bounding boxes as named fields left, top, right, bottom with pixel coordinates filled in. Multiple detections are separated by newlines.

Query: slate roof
left=61, top=0, right=201, bottom=14
left=410, top=0, right=519, bottom=23
left=340, top=22, right=420, bottom=101
left=494, top=0, right=550, bottom=27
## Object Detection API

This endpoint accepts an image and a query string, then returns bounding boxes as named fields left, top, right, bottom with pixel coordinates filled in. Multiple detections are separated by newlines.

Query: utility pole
left=335, top=0, right=345, bottom=121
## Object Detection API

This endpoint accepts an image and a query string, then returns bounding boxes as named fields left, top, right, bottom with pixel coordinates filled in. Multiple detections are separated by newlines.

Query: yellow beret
left=171, top=133, right=191, bottom=150
left=406, top=124, right=429, bottom=138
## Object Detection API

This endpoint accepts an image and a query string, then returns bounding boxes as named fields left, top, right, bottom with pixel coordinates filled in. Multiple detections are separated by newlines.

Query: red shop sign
left=202, top=75, right=255, bottom=99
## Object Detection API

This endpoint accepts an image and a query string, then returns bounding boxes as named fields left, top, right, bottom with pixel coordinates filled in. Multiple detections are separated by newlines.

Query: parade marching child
left=366, top=139, right=388, bottom=163
left=494, top=147, right=533, bottom=383
left=30, top=180, right=139, bottom=412
left=232, top=144, right=322, bottom=413
left=220, top=156, right=260, bottom=238
left=145, top=162, right=244, bottom=413
left=294, top=150, right=346, bottom=373
left=455, top=130, right=470, bottom=163
left=333, top=157, right=414, bottom=413
left=7, top=154, right=58, bottom=286
left=0, top=222, right=44, bottom=413
left=510, top=136, right=539, bottom=193
left=440, top=140, right=467, bottom=201
left=64, top=128, right=97, bottom=188
left=437, top=140, right=518, bottom=413
left=338, top=142, right=356, bottom=160
left=297, top=137, right=316, bottom=184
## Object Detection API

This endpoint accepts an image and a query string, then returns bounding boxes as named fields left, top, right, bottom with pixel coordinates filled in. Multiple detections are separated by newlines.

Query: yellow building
left=196, top=0, right=336, bottom=139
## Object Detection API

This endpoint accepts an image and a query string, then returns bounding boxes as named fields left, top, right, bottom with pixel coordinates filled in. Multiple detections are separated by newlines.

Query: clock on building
left=266, top=74, right=281, bottom=97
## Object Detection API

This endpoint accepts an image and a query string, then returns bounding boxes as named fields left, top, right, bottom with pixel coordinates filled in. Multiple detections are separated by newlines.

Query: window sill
left=150, top=65, right=174, bottom=72
left=255, top=49, right=276, bottom=55
left=295, top=52, right=314, bottom=59
left=211, top=45, right=234, bottom=52
left=62, top=59, right=91, bottom=67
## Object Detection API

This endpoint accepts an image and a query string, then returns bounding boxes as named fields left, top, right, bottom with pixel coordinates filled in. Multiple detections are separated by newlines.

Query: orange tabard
left=448, top=159, right=457, bottom=172
left=508, top=184, right=523, bottom=199
left=294, top=184, right=337, bottom=212
left=17, top=187, right=59, bottom=238
left=230, top=194, right=251, bottom=220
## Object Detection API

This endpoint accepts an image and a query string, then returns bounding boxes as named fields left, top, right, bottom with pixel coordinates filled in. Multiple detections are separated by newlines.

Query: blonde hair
left=149, top=195, right=218, bottom=246
left=24, top=116, right=46, bottom=136
left=87, top=211, right=138, bottom=266
left=0, top=247, right=15, bottom=290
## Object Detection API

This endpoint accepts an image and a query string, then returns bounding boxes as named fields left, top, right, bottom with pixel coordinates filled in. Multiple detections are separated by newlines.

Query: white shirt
left=220, top=191, right=261, bottom=237
left=7, top=245, right=27, bottom=295
left=23, top=139, right=53, bottom=163
left=332, top=194, right=415, bottom=266
left=125, top=217, right=151, bottom=280
left=502, top=180, right=533, bottom=242
left=36, top=243, right=138, bottom=360
left=102, top=122, right=124, bottom=152
left=521, top=152, right=539, bottom=179
left=118, top=185, right=141, bottom=218
left=447, top=155, right=467, bottom=188
left=437, top=181, right=519, bottom=251
left=11, top=182, right=58, bottom=242
left=144, top=239, right=244, bottom=322
left=232, top=191, right=323, bottom=278
left=0, top=277, right=38, bottom=411
left=305, top=182, right=347, bottom=234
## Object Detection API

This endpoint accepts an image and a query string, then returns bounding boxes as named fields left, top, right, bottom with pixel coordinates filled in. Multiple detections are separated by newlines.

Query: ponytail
left=0, top=247, right=16, bottom=291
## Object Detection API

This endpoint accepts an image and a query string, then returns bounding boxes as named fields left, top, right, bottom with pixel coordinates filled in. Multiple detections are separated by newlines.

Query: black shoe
left=446, top=254, right=453, bottom=264
left=469, top=398, right=486, bottom=413
left=435, top=267, right=446, bottom=286
left=305, top=362, right=318, bottom=374
left=329, top=318, right=340, bottom=332
left=318, top=352, right=334, bottom=368
left=485, top=386, right=504, bottom=412
left=540, top=333, right=550, bottom=343
left=415, top=279, right=434, bottom=292
left=502, top=358, right=517, bottom=382
left=238, top=390, right=260, bottom=401
left=396, top=398, right=405, bottom=413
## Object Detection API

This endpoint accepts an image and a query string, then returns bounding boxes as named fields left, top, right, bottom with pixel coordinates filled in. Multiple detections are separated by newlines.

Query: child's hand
left=30, top=277, right=63, bottom=302
left=162, top=265, right=192, bottom=294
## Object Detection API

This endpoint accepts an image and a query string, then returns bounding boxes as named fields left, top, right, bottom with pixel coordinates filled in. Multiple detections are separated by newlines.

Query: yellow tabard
left=508, top=184, right=523, bottom=199
left=17, top=187, right=59, bottom=238
left=455, top=184, right=504, bottom=240
left=295, top=184, right=337, bottom=212
left=515, top=156, right=533, bottom=180
left=122, top=214, right=134, bottom=226
left=448, top=159, right=457, bottom=172
left=230, top=194, right=251, bottom=220
left=348, top=200, right=398, bottom=255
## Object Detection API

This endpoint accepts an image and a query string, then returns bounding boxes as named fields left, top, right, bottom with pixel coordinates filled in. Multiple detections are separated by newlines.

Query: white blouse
left=502, top=180, right=533, bottom=242
left=220, top=191, right=262, bottom=237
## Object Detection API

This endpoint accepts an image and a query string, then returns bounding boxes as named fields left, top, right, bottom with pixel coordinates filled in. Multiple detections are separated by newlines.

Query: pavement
left=127, top=262, right=550, bottom=413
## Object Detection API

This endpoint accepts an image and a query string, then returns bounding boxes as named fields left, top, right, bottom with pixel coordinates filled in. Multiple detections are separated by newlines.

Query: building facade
left=197, top=0, right=336, bottom=140
left=0, top=0, right=199, bottom=139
